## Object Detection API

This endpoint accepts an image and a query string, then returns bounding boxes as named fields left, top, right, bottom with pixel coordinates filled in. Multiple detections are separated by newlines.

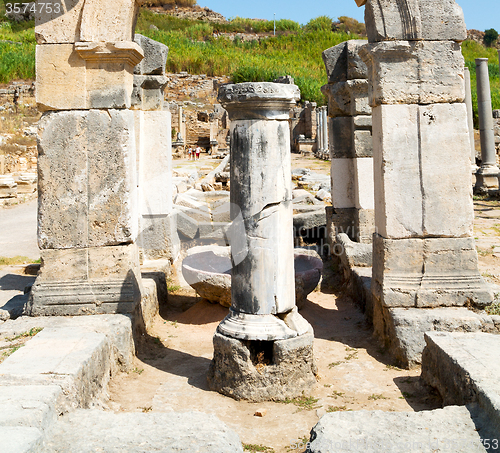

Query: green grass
left=0, top=256, right=39, bottom=266
left=243, top=445, right=274, bottom=453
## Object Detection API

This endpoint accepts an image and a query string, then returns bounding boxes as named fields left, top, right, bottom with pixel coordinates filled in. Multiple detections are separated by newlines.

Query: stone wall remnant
left=208, top=82, right=316, bottom=401
left=322, top=39, right=374, bottom=244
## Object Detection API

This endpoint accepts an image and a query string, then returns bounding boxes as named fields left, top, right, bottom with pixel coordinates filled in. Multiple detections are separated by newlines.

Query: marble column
left=464, top=67, right=478, bottom=179
left=322, top=107, right=328, bottom=153
left=475, top=58, right=499, bottom=192
left=208, top=82, right=316, bottom=401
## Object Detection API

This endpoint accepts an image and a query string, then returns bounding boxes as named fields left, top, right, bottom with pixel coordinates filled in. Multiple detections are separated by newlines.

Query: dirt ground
left=105, top=154, right=500, bottom=453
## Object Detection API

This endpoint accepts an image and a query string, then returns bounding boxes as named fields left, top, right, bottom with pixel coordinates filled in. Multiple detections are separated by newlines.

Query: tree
left=484, top=28, right=498, bottom=47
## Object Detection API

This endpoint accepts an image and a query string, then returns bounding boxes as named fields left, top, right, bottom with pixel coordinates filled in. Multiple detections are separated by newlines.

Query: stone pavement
left=0, top=200, right=39, bottom=260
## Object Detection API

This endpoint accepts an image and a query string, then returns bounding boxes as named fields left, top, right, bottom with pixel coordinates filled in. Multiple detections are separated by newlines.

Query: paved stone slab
left=42, top=409, right=244, bottom=452
left=0, top=385, right=61, bottom=431
left=307, top=406, right=486, bottom=453
left=422, top=331, right=500, bottom=438
left=0, top=426, right=43, bottom=453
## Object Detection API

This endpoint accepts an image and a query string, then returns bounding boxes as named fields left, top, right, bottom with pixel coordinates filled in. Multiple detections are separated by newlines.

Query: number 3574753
left=5, top=3, right=62, bottom=14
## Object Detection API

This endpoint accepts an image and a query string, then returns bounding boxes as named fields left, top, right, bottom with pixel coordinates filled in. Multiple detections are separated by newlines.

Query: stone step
left=307, top=406, right=487, bottom=453
left=422, top=331, right=500, bottom=441
left=41, top=409, right=244, bottom=453
left=0, top=315, right=135, bottom=451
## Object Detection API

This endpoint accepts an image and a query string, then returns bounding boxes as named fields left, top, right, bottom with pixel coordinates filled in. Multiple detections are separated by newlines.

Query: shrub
left=484, top=28, right=499, bottom=47
left=303, top=16, right=332, bottom=32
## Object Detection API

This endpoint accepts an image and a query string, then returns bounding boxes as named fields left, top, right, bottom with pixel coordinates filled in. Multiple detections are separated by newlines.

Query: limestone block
left=361, top=40, right=465, bottom=106
left=322, top=79, right=370, bottom=117
left=37, top=110, right=138, bottom=249
left=135, top=110, right=172, bottom=216
left=322, top=39, right=368, bottom=84
left=35, top=0, right=84, bottom=44
left=75, top=42, right=143, bottom=110
left=372, top=235, right=493, bottom=308
left=134, top=34, right=169, bottom=75
left=364, top=0, right=467, bottom=43
left=131, top=75, right=168, bottom=111
left=330, top=117, right=372, bottom=160
left=27, top=244, right=143, bottom=316
left=79, top=0, right=139, bottom=42
left=138, top=214, right=179, bottom=261
left=372, top=103, right=473, bottom=239
left=36, top=42, right=143, bottom=111
left=36, top=44, right=86, bottom=111
left=331, top=158, right=355, bottom=208
left=353, top=157, right=374, bottom=210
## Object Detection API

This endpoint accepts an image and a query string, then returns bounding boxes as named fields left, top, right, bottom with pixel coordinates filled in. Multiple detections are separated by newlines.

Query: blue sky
left=198, top=0, right=499, bottom=32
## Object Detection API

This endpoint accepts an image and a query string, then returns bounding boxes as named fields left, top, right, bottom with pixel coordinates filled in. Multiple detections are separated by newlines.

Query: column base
left=207, top=329, right=316, bottom=402
left=217, top=309, right=298, bottom=341
left=475, top=165, right=500, bottom=194
left=25, top=244, right=143, bottom=316
left=372, top=235, right=494, bottom=309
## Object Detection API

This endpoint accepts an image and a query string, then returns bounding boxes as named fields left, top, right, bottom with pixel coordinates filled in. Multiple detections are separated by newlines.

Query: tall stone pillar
left=358, top=0, right=493, bottom=327
left=322, top=107, right=329, bottom=155
left=208, top=82, right=316, bottom=402
left=322, top=40, right=374, bottom=244
left=27, top=1, right=146, bottom=315
left=316, top=109, right=323, bottom=154
left=464, top=67, right=478, bottom=179
left=475, top=58, right=499, bottom=192
left=132, top=34, right=178, bottom=263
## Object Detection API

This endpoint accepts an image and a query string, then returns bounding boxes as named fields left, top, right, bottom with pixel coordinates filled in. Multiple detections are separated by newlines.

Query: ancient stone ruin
left=1, top=0, right=500, bottom=450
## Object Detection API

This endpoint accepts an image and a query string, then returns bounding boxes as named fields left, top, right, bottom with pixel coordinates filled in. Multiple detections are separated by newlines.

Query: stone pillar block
left=37, top=109, right=138, bottom=249
left=27, top=244, right=143, bottom=316
left=134, top=110, right=178, bottom=261
left=372, top=103, right=473, bottom=239
left=372, top=235, right=493, bottom=309
left=35, top=0, right=140, bottom=44
left=36, top=42, right=143, bottom=111
left=364, top=0, right=467, bottom=43
left=134, top=34, right=169, bottom=76
left=360, top=41, right=465, bottom=106
left=329, top=116, right=373, bottom=159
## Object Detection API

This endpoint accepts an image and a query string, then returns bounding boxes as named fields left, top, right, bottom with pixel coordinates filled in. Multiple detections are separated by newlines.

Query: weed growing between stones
left=326, top=405, right=351, bottom=412
left=368, top=394, right=389, bottom=401
left=243, top=444, right=275, bottom=453
left=344, top=347, right=358, bottom=361
left=281, top=395, right=321, bottom=412
left=328, top=361, right=344, bottom=368
left=0, top=255, right=38, bottom=266
left=485, top=302, right=500, bottom=315
left=1, top=327, right=43, bottom=364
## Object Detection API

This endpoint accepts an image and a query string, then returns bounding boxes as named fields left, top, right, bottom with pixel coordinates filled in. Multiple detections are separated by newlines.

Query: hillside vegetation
left=0, top=5, right=499, bottom=116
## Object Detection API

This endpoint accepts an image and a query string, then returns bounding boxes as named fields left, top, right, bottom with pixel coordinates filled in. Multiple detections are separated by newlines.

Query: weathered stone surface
left=36, top=44, right=86, bottom=111
left=208, top=331, right=316, bottom=402
left=0, top=426, right=43, bottom=453
left=307, top=406, right=486, bottom=453
left=37, top=110, right=138, bottom=249
left=134, top=34, right=169, bottom=76
left=138, top=215, right=179, bottom=262
left=422, top=332, right=500, bottom=439
left=322, top=79, right=370, bottom=117
left=42, top=409, right=244, bottom=452
left=0, top=327, right=112, bottom=409
left=322, top=39, right=368, bottom=84
left=228, top=115, right=295, bottom=317
left=131, top=75, right=168, bottom=111
left=79, top=0, right=139, bottom=42
left=373, top=305, right=490, bottom=367
left=361, top=41, right=465, bottom=106
left=0, top=385, right=61, bottom=430
left=364, top=0, right=467, bottom=43
left=372, top=103, right=473, bottom=238
left=0, top=314, right=134, bottom=373
left=218, top=82, right=300, bottom=120
left=336, top=233, right=372, bottom=267
left=372, top=235, right=493, bottom=309
left=27, top=245, right=143, bottom=316
left=35, top=0, right=84, bottom=44
left=293, top=209, right=327, bottom=232
left=36, top=43, right=143, bottom=111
